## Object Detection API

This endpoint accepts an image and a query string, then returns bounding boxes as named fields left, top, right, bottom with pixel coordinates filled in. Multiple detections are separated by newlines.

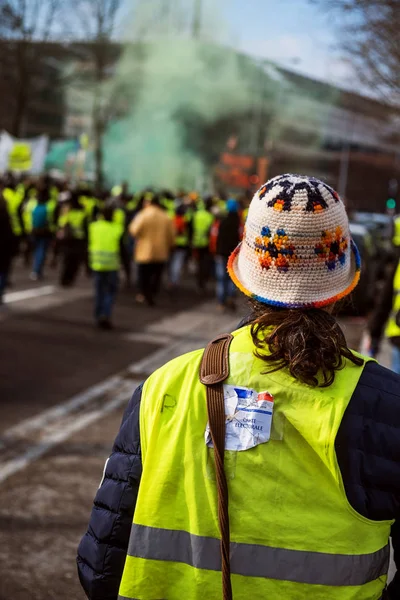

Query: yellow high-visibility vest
left=174, top=213, right=191, bottom=247
left=126, top=197, right=138, bottom=212
left=385, top=260, right=400, bottom=338
left=79, top=196, right=97, bottom=222
left=58, top=209, right=86, bottom=239
left=161, top=198, right=176, bottom=218
left=113, top=207, right=126, bottom=229
left=47, top=199, right=57, bottom=233
left=192, top=209, right=214, bottom=249
left=23, top=197, right=38, bottom=234
left=4, top=187, right=24, bottom=236
left=119, top=326, right=391, bottom=600
left=89, top=220, right=121, bottom=272
left=393, top=216, right=400, bottom=247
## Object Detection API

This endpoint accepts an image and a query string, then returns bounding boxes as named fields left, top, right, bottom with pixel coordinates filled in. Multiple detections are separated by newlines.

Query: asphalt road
left=0, top=263, right=205, bottom=431
left=0, top=259, right=390, bottom=600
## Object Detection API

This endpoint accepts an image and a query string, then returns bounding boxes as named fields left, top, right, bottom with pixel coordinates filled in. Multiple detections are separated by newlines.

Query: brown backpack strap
left=200, top=333, right=234, bottom=600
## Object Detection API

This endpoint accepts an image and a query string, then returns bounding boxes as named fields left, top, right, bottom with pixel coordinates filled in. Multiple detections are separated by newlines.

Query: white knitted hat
left=228, top=174, right=360, bottom=308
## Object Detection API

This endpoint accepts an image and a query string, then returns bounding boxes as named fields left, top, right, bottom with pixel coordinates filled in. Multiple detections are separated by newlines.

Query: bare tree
left=311, top=0, right=400, bottom=103
left=68, top=0, right=123, bottom=186
left=0, top=0, right=65, bottom=135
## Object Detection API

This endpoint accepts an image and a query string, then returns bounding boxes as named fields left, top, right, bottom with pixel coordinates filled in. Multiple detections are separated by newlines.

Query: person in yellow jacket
left=79, top=174, right=399, bottom=600
left=3, top=181, right=24, bottom=241
left=3, top=181, right=25, bottom=280
left=58, top=191, right=87, bottom=287
left=129, top=194, right=175, bottom=306
left=88, top=205, right=123, bottom=329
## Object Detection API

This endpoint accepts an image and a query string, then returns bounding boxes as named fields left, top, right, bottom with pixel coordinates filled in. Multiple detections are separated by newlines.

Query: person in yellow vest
left=168, top=203, right=193, bottom=289
left=392, top=214, right=400, bottom=250
left=160, top=190, right=176, bottom=218
left=79, top=194, right=98, bottom=223
left=112, top=204, right=126, bottom=229
left=3, top=180, right=25, bottom=259
left=0, top=191, right=15, bottom=304
left=58, top=191, right=87, bottom=287
left=22, top=186, right=38, bottom=233
left=78, top=174, right=400, bottom=600
left=22, top=191, right=38, bottom=268
left=88, top=205, right=123, bottom=329
left=192, top=197, right=215, bottom=292
left=368, top=253, right=400, bottom=372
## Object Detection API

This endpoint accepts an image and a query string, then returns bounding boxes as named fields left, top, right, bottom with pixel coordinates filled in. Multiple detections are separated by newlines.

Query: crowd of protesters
left=0, top=172, right=247, bottom=325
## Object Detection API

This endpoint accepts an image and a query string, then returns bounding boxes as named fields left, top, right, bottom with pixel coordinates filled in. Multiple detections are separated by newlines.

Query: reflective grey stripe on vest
left=118, top=597, right=166, bottom=600
left=127, top=524, right=389, bottom=587
left=118, top=597, right=385, bottom=600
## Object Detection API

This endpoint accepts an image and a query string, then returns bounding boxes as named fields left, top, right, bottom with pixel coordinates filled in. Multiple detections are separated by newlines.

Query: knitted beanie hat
left=228, top=174, right=360, bottom=308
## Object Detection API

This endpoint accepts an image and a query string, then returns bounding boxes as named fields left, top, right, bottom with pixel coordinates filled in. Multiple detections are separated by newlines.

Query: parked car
left=351, top=212, right=394, bottom=279
left=346, top=223, right=376, bottom=315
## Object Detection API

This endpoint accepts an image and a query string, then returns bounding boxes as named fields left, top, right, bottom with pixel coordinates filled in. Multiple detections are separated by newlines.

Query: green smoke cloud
left=103, top=38, right=263, bottom=190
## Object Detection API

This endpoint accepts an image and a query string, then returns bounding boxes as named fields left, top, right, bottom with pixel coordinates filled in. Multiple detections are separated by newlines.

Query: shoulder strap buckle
left=199, top=333, right=233, bottom=385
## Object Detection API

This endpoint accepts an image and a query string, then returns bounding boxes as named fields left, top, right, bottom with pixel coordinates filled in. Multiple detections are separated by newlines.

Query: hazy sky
left=123, top=0, right=353, bottom=88
left=229, top=0, right=352, bottom=86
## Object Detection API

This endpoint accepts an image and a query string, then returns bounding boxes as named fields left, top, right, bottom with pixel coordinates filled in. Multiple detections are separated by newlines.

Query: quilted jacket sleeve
left=77, top=383, right=143, bottom=600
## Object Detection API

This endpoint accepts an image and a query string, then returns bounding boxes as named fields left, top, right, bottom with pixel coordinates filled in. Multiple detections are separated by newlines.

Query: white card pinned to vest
left=205, top=385, right=274, bottom=452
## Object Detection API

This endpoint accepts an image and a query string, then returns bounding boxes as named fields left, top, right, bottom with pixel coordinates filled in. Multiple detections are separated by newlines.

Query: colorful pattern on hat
left=228, top=174, right=360, bottom=308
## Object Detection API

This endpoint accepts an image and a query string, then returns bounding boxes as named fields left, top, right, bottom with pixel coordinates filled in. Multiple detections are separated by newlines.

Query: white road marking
left=2, top=375, right=123, bottom=440
left=147, top=308, right=211, bottom=334
left=4, top=285, right=56, bottom=304
left=0, top=383, right=136, bottom=484
left=0, top=300, right=238, bottom=484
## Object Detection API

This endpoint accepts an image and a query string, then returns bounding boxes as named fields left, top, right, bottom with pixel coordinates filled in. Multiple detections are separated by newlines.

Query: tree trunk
left=12, top=42, right=29, bottom=137
left=12, top=84, right=26, bottom=137
left=93, top=43, right=106, bottom=188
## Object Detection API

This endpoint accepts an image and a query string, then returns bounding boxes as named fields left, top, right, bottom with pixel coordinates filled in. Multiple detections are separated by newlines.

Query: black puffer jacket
left=78, top=362, right=400, bottom=600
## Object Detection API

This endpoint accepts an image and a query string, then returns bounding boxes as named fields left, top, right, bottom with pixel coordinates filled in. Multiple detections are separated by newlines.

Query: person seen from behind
left=89, top=205, right=124, bottom=330
left=118, top=190, right=138, bottom=288
left=367, top=247, right=400, bottom=371
left=192, top=197, right=215, bottom=293
left=215, top=198, right=241, bottom=311
left=169, top=203, right=192, bottom=290
left=0, top=191, right=15, bottom=305
left=30, top=187, right=52, bottom=281
left=129, top=194, right=174, bottom=306
left=2, top=173, right=24, bottom=266
left=58, top=191, right=87, bottom=287
left=78, top=174, right=399, bottom=600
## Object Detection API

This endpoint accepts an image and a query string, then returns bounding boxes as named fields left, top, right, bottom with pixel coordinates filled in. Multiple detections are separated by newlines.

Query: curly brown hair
left=249, top=300, right=363, bottom=387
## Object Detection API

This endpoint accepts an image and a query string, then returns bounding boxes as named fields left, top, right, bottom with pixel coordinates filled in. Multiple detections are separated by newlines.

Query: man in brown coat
left=129, top=194, right=175, bottom=306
